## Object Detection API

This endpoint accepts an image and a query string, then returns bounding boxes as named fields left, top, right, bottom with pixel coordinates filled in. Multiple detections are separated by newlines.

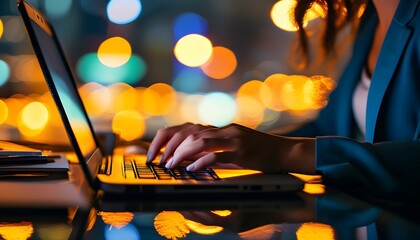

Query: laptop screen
left=27, top=6, right=97, bottom=160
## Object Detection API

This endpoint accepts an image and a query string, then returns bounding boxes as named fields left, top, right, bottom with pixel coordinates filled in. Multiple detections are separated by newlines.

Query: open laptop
left=18, top=0, right=304, bottom=195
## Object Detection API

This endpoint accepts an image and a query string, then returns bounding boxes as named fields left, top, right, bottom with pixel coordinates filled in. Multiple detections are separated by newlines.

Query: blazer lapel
left=365, top=0, right=418, bottom=142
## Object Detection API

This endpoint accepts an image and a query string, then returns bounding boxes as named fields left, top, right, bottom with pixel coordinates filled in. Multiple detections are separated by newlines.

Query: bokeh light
left=0, top=19, right=3, bottom=39
left=270, top=0, right=324, bottom=32
left=198, top=92, right=236, bottom=127
left=77, top=53, right=146, bottom=85
left=185, top=220, right=223, bottom=235
left=17, top=101, right=50, bottom=136
left=201, top=46, right=237, bottom=79
left=107, top=0, right=142, bottom=24
left=0, top=222, right=34, bottom=240
left=104, top=223, right=140, bottom=240
left=172, top=68, right=208, bottom=93
left=0, top=59, right=10, bottom=86
left=296, top=222, right=334, bottom=240
left=142, top=83, right=176, bottom=116
left=0, top=99, right=8, bottom=125
left=261, top=74, right=289, bottom=111
left=174, top=34, right=213, bottom=67
left=45, top=0, right=73, bottom=18
left=112, top=110, right=145, bottom=141
left=97, top=37, right=132, bottom=68
left=173, top=12, right=208, bottom=41
left=79, top=83, right=111, bottom=116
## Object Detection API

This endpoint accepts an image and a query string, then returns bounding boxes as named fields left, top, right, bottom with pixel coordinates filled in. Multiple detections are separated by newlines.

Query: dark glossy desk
left=1, top=162, right=420, bottom=240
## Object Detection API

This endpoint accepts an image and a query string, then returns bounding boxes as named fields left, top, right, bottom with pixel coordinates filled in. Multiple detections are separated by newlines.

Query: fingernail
left=146, top=153, right=152, bottom=163
left=165, top=158, right=174, bottom=168
left=159, top=154, right=165, bottom=164
left=186, top=163, right=195, bottom=171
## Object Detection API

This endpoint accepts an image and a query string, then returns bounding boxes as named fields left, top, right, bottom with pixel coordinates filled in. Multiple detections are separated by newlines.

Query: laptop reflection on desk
left=18, top=0, right=304, bottom=195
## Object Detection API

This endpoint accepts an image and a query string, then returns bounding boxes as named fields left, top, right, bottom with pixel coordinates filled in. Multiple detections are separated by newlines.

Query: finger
left=147, top=123, right=195, bottom=163
left=166, top=138, right=236, bottom=169
left=159, top=124, right=212, bottom=164
left=186, top=151, right=236, bottom=171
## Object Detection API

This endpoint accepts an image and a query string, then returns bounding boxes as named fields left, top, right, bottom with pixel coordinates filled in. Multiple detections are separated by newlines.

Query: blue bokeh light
left=76, top=53, right=147, bottom=85
left=0, top=59, right=10, bottom=86
left=173, top=12, right=208, bottom=41
left=104, top=223, right=141, bottom=240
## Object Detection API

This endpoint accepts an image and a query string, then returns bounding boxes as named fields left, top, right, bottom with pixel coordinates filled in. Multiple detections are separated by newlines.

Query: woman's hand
left=146, top=123, right=316, bottom=174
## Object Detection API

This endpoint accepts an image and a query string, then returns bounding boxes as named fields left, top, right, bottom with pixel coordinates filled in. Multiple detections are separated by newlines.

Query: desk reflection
left=1, top=180, right=420, bottom=240
left=81, top=187, right=420, bottom=240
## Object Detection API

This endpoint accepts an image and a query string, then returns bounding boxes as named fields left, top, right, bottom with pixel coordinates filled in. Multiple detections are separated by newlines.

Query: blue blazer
left=288, top=0, right=420, bottom=197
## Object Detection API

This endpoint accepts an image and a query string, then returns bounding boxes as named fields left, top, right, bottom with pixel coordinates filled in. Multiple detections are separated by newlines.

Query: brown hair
left=294, top=0, right=367, bottom=64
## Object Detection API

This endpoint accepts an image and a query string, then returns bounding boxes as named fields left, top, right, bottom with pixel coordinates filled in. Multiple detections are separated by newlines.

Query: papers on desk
left=0, top=140, right=69, bottom=175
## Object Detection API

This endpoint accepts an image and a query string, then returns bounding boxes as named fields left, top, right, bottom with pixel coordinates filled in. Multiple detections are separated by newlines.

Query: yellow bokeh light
left=0, top=222, right=34, bottom=240
left=0, top=19, right=3, bottom=39
left=174, top=34, right=213, bottom=67
left=97, top=36, right=132, bottom=68
left=21, top=102, right=49, bottom=130
left=201, top=46, right=237, bottom=79
left=210, top=210, right=232, bottom=217
left=296, top=222, right=334, bottom=240
left=154, top=211, right=190, bottom=240
left=270, top=0, right=325, bottom=32
left=0, top=99, right=8, bottom=125
left=185, top=219, right=223, bottom=235
left=17, top=101, right=49, bottom=137
left=79, top=83, right=110, bottom=116
left=261, top=74, right=289, bottom=111
left=303, top=183, right=325, bottom=194
left=280, top=75, right=311, bottom=111
left=5, top=97, right=30, bottom=127
left=142, top=83, right=176, bottom=116
left=112, top=110, right=145, bottom=141
left=98, top=212, right=134, bottom=229
left=237, top=80, right=267, bottom=117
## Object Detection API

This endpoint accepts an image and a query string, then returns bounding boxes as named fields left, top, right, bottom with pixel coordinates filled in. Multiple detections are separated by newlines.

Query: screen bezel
left=18, top=0, right=103, bottom=190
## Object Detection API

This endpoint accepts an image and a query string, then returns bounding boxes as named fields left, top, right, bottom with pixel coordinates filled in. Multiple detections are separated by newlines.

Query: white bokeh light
left=198, top=92, right=237, bottom=127
left=107, top=0, right=142, bottom=24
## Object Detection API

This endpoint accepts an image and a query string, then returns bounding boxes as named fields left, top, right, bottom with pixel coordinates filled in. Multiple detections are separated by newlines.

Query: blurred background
left=0, top=0, right=355, bottom=146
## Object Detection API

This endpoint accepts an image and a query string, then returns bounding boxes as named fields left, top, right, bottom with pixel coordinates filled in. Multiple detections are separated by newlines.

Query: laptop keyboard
left=123, top=156, right=220, bottom=181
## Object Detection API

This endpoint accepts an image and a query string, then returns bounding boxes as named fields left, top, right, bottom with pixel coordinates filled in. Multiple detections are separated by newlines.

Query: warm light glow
left=0, top=99, right=8, bottom=125
left=154, top=211, right=190, bottom=240
left=238, top=224, right=282, bottom=239
left=296, top=222, right=334, bottom=240
left=174, top=34, right=213, bottom=67
left=21, top=102, right=49, bottom=130
left=4, top=97, right=28, bottom=127
left=0, top=222, right=34, bottom=240
left=97, top=37, right=132, bottom=68
left=201, top=46, right=237, bottom=79
left=98, top=211, right=134, bottom=229
left=270, top=0, right=325, bottom=32
left=198, top=92, right=236, bottom=127
left=261, top=74, right=289, bottom=111
left=357, top=3, right=367, bottom=18
left=303, top=183, right=325, bottom=194
left=0, top=19, right=3, bottom=38
left=179, top=94, right=204, bottom=123
left=17, top=101, right=49, bottom=136
left=107, top=0, right=142, bottom=24
left=280, top=75, right=311, bottom=111
left=14, top=55, right=45, bottom=83
left=0, top=59, right=10, bottom=86
left=112, top=110, right=145, bottom=141
left=142, top=83, right=176, bottom=116
left=210, top=210, right=232, bottom=217
left=79, top=82, right=110, bottom=116
left=236, top=80, right=267, bottom=118
left=185, top=219, right=223, bottom=235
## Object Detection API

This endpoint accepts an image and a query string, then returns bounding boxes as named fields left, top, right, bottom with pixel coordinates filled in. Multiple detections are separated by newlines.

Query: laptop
left=17, top=0, right=304, bottom=195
